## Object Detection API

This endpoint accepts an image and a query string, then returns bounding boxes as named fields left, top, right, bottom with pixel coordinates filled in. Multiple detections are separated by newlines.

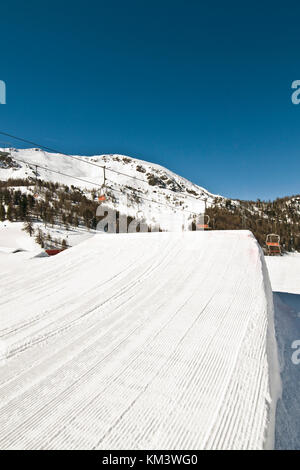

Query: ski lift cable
left=8, top=154, right=200, bottom=217
left=8, top=155, right=103, bottom=189
left=0, top=130, right=210, bottom=205
left=0, top=131, right=146, bottom=184
left=0, top=131, right=104, bottom=170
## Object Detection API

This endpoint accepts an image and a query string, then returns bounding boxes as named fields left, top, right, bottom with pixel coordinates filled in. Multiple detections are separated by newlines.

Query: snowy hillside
left=0, top=148, right=220, bottom=230
left=0, top=221, right=40, bottom=253
left=0, top=231, right=280, bottom=450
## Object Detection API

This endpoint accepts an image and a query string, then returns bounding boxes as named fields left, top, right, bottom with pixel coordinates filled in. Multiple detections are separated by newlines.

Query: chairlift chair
left=266, top=233, right=281, bottom=256
left=98, top=194, right=106, bottom=203
left=196, top=214, right=210, bottom=230
left=98, top=185, right=106, bottom=203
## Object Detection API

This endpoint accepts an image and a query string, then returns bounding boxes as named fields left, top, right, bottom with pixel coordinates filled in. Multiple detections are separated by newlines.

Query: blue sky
left=1, top=0, right=300, bottom=200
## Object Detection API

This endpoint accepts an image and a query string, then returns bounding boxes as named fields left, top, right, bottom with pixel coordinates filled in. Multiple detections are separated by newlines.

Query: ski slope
left=0, top=231, right=280, bottom=450
left=0, top=221, right=40, bottom=253
left=266, top=253, right=300, bottom=296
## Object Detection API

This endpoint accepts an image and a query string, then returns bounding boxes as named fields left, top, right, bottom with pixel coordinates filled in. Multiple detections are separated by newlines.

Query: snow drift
left=0, top=230, right=280, bottom=449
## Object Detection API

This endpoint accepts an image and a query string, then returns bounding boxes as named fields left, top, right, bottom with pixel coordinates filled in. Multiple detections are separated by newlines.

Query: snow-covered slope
left=0, top=148, right=220, bottom=230
left=0, top=221, right=40, bottom=253
left=0, top=231, right=280, bottom=449
left=0, top=220, right=98, bottom=256
left=266, top=253, right=300, bottom=295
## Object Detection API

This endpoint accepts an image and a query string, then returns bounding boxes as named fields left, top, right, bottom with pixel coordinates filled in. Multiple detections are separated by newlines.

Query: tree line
left=0, top=178, right=153, bottom=248
left=206, top=196, right=300, bottom=252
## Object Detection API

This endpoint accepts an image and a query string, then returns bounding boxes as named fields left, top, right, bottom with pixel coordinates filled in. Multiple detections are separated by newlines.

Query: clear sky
left=1, top=0, right=300, bottom=200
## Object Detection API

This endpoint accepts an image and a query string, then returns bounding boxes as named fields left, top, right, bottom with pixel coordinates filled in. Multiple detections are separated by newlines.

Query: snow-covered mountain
left=0, top=147, right=221, bottom=230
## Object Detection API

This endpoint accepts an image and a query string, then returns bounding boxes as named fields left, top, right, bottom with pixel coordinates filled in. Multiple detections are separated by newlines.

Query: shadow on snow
left=273, top=291, right=300, bottom=450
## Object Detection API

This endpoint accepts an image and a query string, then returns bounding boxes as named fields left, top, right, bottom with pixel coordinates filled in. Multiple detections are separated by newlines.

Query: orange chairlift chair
left=265, top=233, right=281, bottom=255
left=98, top=166, right=107, bottom=203
left=196, top=214, right=210, bottom=230
left=97, top=184, right=107, bottom=203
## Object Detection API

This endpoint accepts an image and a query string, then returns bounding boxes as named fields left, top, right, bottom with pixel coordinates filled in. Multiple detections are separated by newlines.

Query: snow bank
left=266, top=253, right=300, bottom=295
left=0, top=231, right=279, bottom=449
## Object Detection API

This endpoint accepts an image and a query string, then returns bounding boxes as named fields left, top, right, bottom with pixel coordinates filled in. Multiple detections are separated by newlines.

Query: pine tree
left=19, top=194, right=28, bottom=219
left=35, top=228, right=45, bottom=248
left=0, top=204, right=5, bottom=221
left=22, top=219, right=34, bottom=237
left=6, top=204, right=13, bottom=221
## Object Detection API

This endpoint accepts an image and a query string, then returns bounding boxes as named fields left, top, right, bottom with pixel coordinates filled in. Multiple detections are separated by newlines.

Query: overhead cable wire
left=8, top=156, right=199, bottom=217
left=0, top=130, right=208, bottom=203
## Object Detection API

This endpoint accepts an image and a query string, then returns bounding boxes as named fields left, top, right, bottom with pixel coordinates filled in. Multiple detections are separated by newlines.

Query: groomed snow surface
left=0, top=230, right=280, bottom=450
